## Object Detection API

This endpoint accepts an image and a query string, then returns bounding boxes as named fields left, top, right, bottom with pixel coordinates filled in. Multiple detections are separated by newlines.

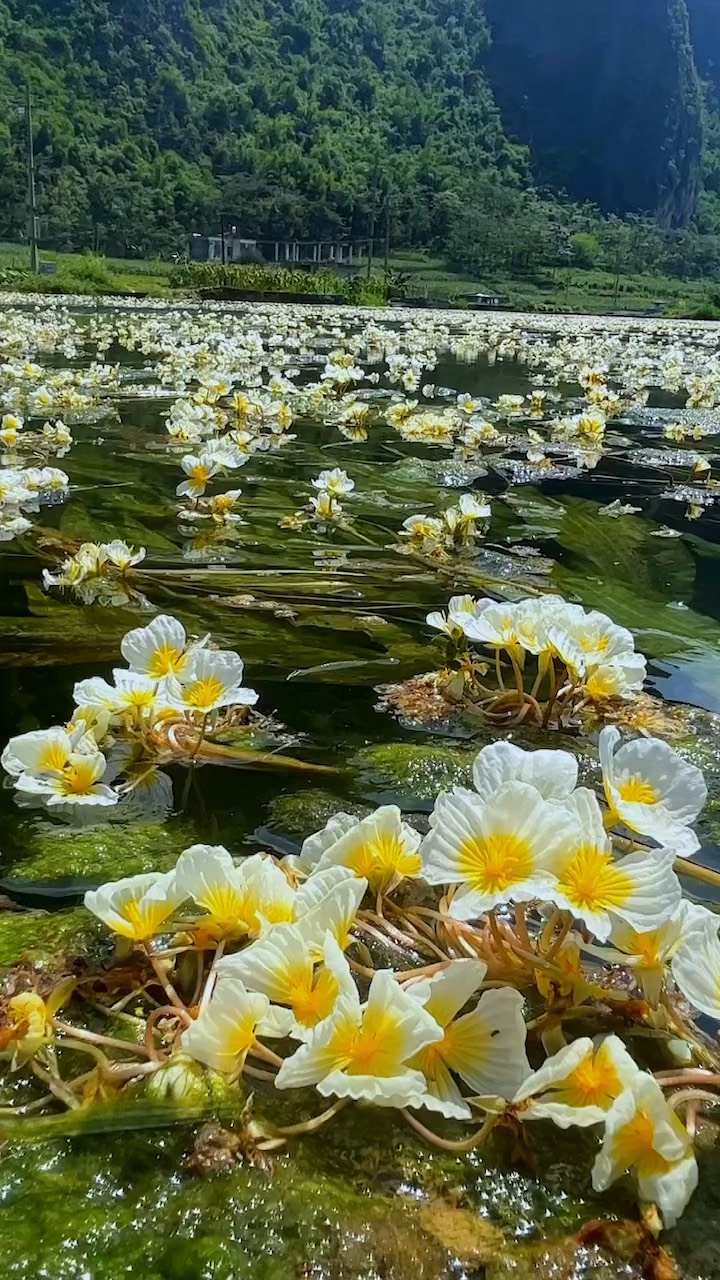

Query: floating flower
left=600, top=727, right=706, bottom=857
left=176, top=452, right=221, bottom=498
left=84, top=870, right=185, bottom=941
left=181, top=978, right=292, bottom=1077
left=311, top=469, right=355, bottom=498
left=15, top=749, right=118, bottom=809
left=173, top=845, right=295, bottom=942
left=592, top=1073, right=697, bottom=1228
left=163, top=649, right=258, bottom=714
left=121, top=614, right=199, bottom=681
left=470, top=739, right=578, bottom=802
left=545, top=789, right=681, bottom=942
left=275, top=962, right=443, bottom=1105
left=219, top=927, right=356, bottom=1036
left=309, top=805, right=422, bottom=894
left=513, top=1035, right=639, bottom=1128
left=405, top=960, right=530, bottom=1118
left=420, top=783, right=574, bottom=918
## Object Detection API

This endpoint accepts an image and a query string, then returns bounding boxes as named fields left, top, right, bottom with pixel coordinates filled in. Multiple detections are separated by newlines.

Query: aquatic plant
left=423, top=593, right=647, bottom=728
left=1, top=613, right=259, bottom=823
left=2, top=734, right=717, bottom=1233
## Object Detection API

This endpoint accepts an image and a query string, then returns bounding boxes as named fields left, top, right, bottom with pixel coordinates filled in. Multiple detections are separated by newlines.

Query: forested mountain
left=0, top=0, right=717, bottom=256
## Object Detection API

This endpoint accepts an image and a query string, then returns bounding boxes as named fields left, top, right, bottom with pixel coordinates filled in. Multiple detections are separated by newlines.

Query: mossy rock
left=0, top=905, right=106, bottom=970
left=263, top=788, right=370, bottom=844
left=350, top=741, right=477, bottom=808
left=3, top=819, right=196, bottom=884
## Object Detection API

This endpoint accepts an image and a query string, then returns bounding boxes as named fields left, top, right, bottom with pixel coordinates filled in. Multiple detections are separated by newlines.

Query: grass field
left=0, top=241, right=714, bottom=315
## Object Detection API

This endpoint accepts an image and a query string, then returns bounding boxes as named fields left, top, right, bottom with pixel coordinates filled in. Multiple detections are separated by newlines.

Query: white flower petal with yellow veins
left=513, top=1035, right=640, bottom=1128
left=314, top=805, right=422, bottom=893
left=85, top=870, right=185, bottom=941
left=294, top=866, right=367, bottom=954
left=592, top=1073, right=697, bottom=1229
left=163, top=649, right=258, bottom=713
left=609, top=901, right=714, bottom=1007
left=275, top=967, right=442, bottom=1107
left=420, top=782, right=572, bottom=918
left=288, top=812, right=360, bottom=876
left=672, top=915, right=720, bottom=1021
left=600, top=727, right=706, bottom=856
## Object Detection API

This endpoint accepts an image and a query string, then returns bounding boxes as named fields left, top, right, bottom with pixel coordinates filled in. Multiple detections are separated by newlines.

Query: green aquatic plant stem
left=400, top=1108, right=497, bottom=1152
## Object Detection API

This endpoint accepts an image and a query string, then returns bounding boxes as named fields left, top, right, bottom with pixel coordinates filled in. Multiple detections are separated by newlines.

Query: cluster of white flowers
left=280, top=468, right=356, bottom=531
left=398, top=494, right=492, bottom=559
left=67, top=732, right=716, bottom=1229
left=427, top=593, right=647, bottom=719
left=42, top=539, right=146, bottom=605
left=1, top=613, right=257, bottom=823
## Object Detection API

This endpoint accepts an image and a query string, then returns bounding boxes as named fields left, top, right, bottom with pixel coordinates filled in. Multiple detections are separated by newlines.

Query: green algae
left=264, top=788, right=370, bottom=840
left=350, top=741, right=476, bottom=806
left=2, top=819, right=196, bottom=883
left=0, top=906, right=106, bottom=970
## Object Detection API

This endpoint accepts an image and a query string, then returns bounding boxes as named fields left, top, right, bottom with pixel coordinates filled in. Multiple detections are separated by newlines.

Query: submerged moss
left=350, top=741, right=477, bottom=806
left=264, top=788, right=369, bottom=840
left=0, top=906, right=105, bottom=969
left=4, top=819, right=196, bottom=883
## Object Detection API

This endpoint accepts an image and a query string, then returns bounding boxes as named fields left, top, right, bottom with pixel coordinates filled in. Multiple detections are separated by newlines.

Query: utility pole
left=366, top=168, right=378, bottom=280
left=25, top=84, right=39, bottom=274
left=383, top=186, right=391, bottom=276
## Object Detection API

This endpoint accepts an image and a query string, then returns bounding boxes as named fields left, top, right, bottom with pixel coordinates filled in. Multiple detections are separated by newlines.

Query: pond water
left=2, top=298, right=720, bottom=1278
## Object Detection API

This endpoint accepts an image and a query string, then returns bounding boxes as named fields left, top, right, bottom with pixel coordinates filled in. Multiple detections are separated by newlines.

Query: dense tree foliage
left=0, top=0, right=718, bottom=276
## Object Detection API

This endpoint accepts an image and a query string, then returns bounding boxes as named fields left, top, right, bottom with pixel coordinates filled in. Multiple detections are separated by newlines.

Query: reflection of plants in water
left=3, top=734, right=719, bottom=1234
left=414, top=592, right=647, bottom=731
left=1, top=613, right=321, bottom=826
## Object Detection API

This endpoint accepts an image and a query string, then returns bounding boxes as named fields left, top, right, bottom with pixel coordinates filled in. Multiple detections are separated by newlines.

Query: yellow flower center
left=612, top=1110, right=677, bottom=1176
left=291, top=968, right=339, bottom=1028
left=330, top=1006, right=404, bottom=1077
left=147, top=644, right=185, bottom=678
left=617, top=776, right=658, bottom=805
left=556, top=1048, right=622, bottom=1109
left=124, top=688, right=156, bottom=709
left=558, top=844, right=633, bottom=913
left=457, top=831, right=533, bottom=895
left=119, top=897, right=173, bottom=940
left=191, top=465, right=211, bottom=485
left=344, top=830, right=420, bottom=890
left=59, top=760, right=99, bottom=795
left=183, top=675, right=226, bottom=709
left=38, top=741, right=71, bottom=773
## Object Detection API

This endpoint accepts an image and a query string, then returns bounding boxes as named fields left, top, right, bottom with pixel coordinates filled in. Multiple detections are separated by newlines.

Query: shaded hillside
left=484, top=0, right=704, bottom=227
left=0, top=0, right=526, bottom=253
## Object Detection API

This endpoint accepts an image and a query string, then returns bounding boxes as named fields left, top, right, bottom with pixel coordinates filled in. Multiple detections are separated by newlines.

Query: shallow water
left=2, top=299, right=720, bottom=1277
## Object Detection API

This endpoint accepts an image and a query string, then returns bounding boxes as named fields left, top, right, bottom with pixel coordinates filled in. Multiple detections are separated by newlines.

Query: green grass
left=0, top=242, right=714, bottom=315
left=382, top=252, right=711, bottom=316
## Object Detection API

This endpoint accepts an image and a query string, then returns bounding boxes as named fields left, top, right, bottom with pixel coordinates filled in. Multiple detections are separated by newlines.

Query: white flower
left=544, top=789, right=681, bottom=942
left=420, top=782, right=574, bottom=919
left=72, top=669, right=165, bottom=721
left=426, top=594, right=482, bottom=638
left=104, top=540, right=146, bottom=571
left=163, top=649, right=258, bottom=713
left=1, top=724, right=92, bottom=778
left=607, top=901, right=713, bottom=1007
left=584, top=654, right=647, bottom=702
left=172, top=846, right=295, bottom=940
left=671, top=913, right=720, bottom=1020
left=218, top=927, right=356, bottom=1037
left=181, top=977, right=292, bottom=1076
left=15, top=750, right=118, bottom=808
left=275, top=962, right=443, bottom=1106
left=312, top=805, right=422, bottom=893
left=311, top=469, right=355, bottom=498
left=84, top=870, right=185, bottom=940
left=405, top=960, right=530, bottom=1119
left=293, top=866, right=367, bottom=955
left=176, top=453, right=221, bottom=498
left=471, top=740, right=578, bottom=802
left=547, top=605, right=636, bottom=676
left=289, top=812, right=361, bottom=876
left=592, top=1073, right=697, bottom=1228
left=600, top=727, right=706, bottom=857
left=513, top=1035, right=640, bottom=1128
left=121, top=614, right=198, bottom=681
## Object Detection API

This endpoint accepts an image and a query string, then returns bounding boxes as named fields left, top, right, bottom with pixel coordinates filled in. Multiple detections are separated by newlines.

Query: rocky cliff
left=484, top=0, right=704, bottom=227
